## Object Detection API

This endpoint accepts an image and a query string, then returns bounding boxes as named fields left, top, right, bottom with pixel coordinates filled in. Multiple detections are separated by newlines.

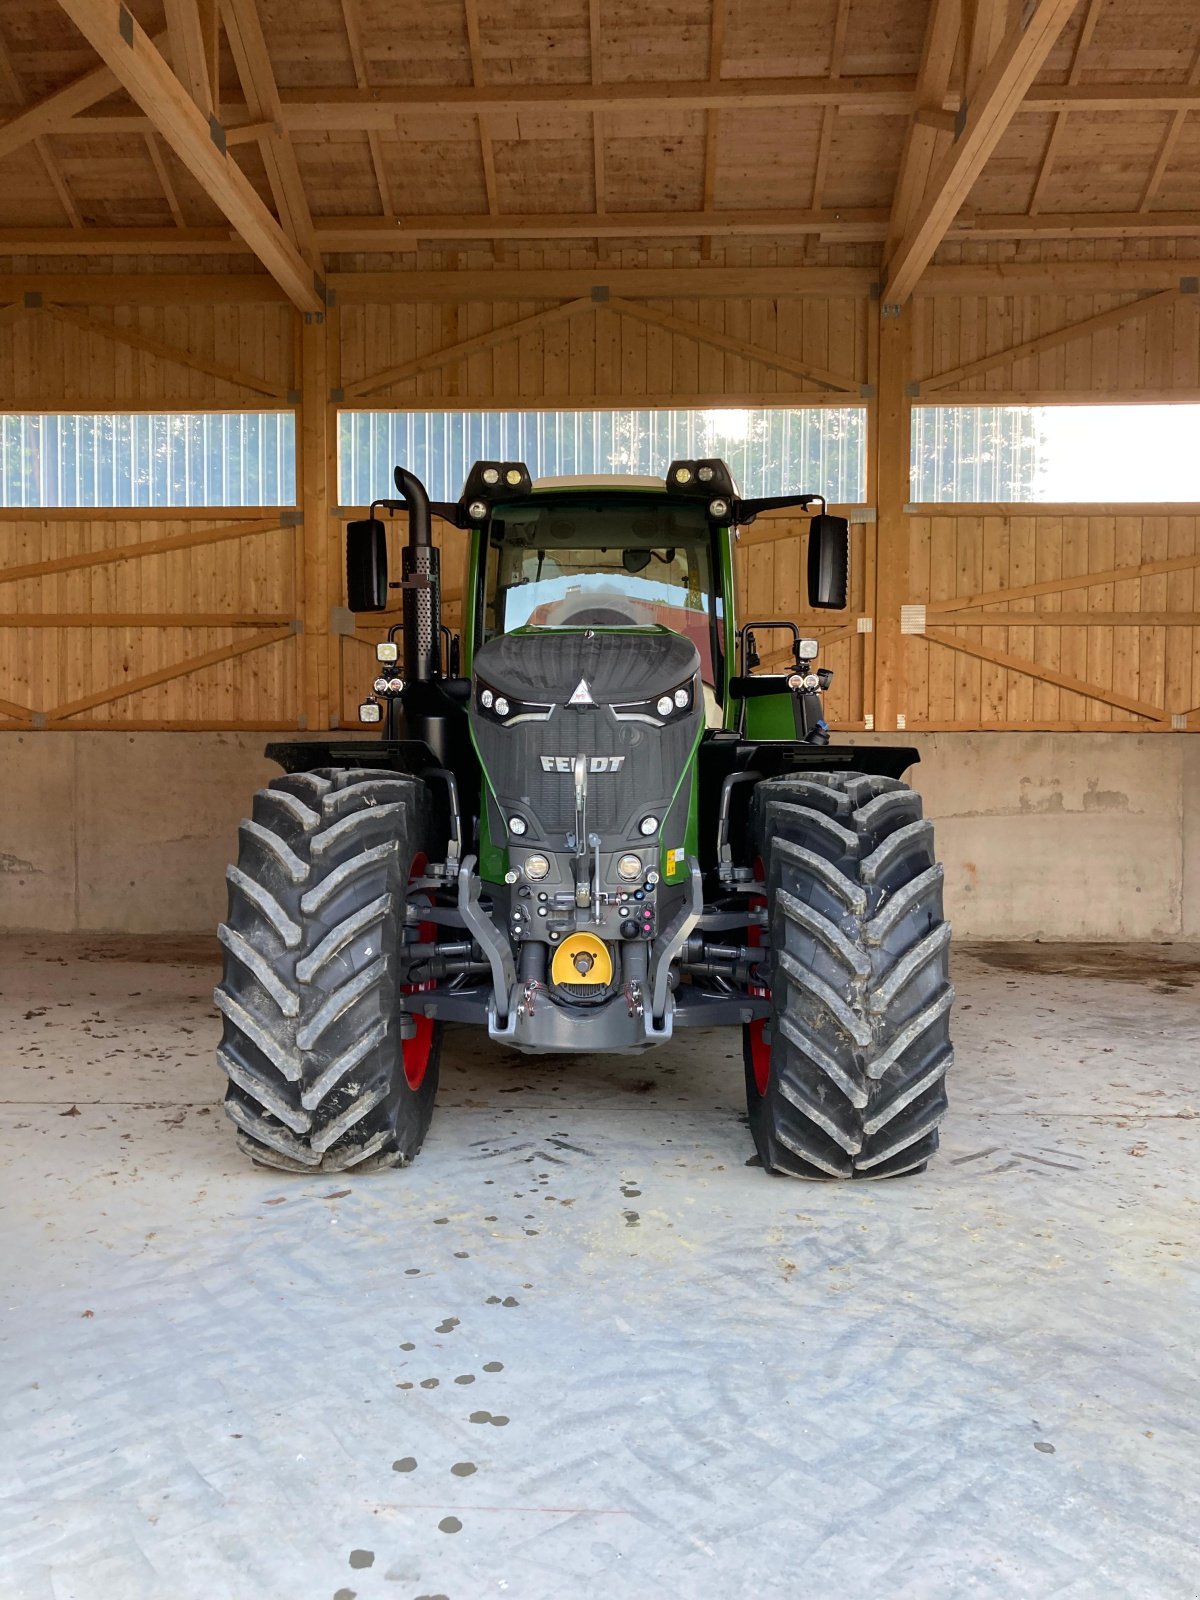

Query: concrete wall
left=1, top=730, right=1196, bottom=939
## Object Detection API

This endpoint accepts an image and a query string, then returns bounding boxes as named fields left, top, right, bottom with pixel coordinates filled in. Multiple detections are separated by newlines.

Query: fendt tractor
left=214, top=460, right=953, bottom=1179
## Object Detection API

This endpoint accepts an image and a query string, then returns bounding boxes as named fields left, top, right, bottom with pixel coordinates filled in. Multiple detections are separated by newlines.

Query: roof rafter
left=1029, top=0, right=1104, bottom=213
left=811, top=0, right=851, bottom=211
left=464, top=0, right=503, bottom=262
left=50, top=0, right=322, bottom=312
left=165, top=0, right=216, bottom=114
left=698, top=0, right=727, bottom=260
left=0, top=24, right=83, bottom=227
left=338, top=0, right=392, bottom=217
left=1139, top=35, right=1200, bottom=211
left=219, top=0, right=316, bottom=260
left=885, top=0, right=960, bottom=258
left=883, top=0, right=1081, bottom=307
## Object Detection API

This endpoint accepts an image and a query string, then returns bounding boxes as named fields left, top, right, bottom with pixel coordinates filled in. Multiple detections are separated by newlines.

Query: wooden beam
left=330, top=266, right=877, bottom=300
left=886, top=0, right=960, bottom=257
left=1025, top=83, right=1200, bottom=111
left=25, top=201, right=1200, bottom=260
left=920, top=612, right=1200, bottom=628
left=47, top=624, right=294, bottom=721
left=48, top=77, right=1200, bottom=139
left=464, top=0, right=503, bottom=262
left=606, top=296, right=862, bottom=392
left=961, top=210, right=1200, bottom=238
left=698, top=0, right=726, bottom=259
left=1028, top=0, right=1103, bottom=213
left=165, top=0, right=215, bottom=114
left=916, top=289, right=1181, bottom=392
left=1139, top=38, right=1200, bottom=212
left=0, top=612, right=294, bottom=626
left=872, top=304, right=910, bottom=731
left=271, top=75, right=918, bottom=125
left=143, top=132, right=187, bottom=226
left=219, top=0, right=316, bottom=259
left=918, top=260, right=1200, bottom=294
left=339, top=0, right=392, bottom=216
left=923, top=627, right=1168, bottom=722
left=811, top=0, right=850, bottom=211
left=316, top=208, right=889, bottom=245
left=928, top=551, right=1200, bottom=615
left=299, top=313, right=330, bottom=728
left=0, top=272, right=289, bottom=302
left=41, top=301, right=290, bottom=398
left=0, top=25, right=83, bottom=229
left=0, top=519, right=286, bottom=587
left=963, top=0, right=1007, bottom=101
left=51, top=0, right=322, bottom=312
left=343, top=297, right=595, bottom=399
left=0, top=35, right=166, bottom=164
left=883, top=0, right=1080, bottom=307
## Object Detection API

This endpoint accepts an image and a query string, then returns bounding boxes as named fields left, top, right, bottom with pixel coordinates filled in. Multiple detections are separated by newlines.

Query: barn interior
left=0, top=2, right=1197, bottom=1595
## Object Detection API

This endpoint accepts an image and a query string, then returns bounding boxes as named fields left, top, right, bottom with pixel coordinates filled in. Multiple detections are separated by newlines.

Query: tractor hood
left=469, top=626, right=703, bottom=860
left=474, top=625, right=698, bottom=706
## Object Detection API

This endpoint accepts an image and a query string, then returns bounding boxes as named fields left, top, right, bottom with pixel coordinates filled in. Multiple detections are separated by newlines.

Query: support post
left=872, top=304, right=911, bottom=730
left=299, top=311, right=331, bottom=728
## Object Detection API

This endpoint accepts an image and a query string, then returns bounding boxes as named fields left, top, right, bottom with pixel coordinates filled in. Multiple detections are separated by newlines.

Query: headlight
left=524, top=854, right=550, bottom=880
left=639, top=816, right=658, bottom=836
left=467, top=499, right=488, bottom=521
left=708, top=497, right=730, bottom=520
left=358, top=700, right=382, bottom=723
left=799, top=638, right=819, bottom=659
left=505, top=467, right=524, bottom=485
left=617, top=854, right=642, bottom=880
left=482, top=467, right=500, bottom=485
left=375, top=640, right=398, bottom=663
left=698, top=465, right=714, bottom=482
left=613, top=676, right=695, bottom=723
left=476, top=678, right=551, bottom=723
left=673, top=465, right=693, bottom=485
left=508, top=815, right=527, bottom=836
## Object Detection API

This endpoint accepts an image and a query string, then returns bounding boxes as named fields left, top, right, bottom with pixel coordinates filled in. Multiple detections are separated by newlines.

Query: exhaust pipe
left=394, top=466, right=441, bottom=683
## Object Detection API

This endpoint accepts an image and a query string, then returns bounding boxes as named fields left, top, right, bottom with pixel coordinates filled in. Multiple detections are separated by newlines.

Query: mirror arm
left=729, top=493, right=825, bottom=527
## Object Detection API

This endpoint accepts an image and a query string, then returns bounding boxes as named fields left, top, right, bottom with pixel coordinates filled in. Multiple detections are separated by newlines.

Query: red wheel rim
left=402, top=852, right=437, bottom=1090
left=747, top=855, right=771, bottom=1094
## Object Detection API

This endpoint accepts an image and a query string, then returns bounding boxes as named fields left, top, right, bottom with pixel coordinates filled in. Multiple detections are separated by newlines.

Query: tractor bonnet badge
left=568, top=678, right=595, bottom=706
left=540, top=755, right=625, bottom=772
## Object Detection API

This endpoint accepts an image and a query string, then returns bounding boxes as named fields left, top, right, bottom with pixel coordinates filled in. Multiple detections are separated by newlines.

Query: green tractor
left=214, top=460, right=953, bottom=1179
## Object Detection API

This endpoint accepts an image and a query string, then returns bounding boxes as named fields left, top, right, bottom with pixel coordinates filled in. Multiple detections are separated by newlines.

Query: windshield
left=480, top=494, right=719, bottom=681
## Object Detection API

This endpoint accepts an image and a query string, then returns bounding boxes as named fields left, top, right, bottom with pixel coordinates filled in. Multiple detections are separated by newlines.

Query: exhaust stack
left=395, top=466, right=441, bottom=683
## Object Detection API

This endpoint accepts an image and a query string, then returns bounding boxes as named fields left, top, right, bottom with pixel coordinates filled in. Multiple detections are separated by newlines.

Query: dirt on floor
left=970, top=941, right=1200, bottom=988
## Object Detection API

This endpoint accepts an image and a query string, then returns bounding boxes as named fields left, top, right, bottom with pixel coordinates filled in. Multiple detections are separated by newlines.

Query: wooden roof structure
left=0, top=0, right=1199, bottom=308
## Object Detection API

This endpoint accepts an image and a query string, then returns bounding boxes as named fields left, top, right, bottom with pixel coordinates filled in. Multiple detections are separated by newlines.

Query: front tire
left=744, top=772, right=953, bottom=1179
left=215, top=767, right=442, bottom=1173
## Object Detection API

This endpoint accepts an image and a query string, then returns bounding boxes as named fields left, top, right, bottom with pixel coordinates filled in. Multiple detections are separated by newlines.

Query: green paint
left=744, top=687, right=798, bottom=741
left=468, top=719, right=509, bottom=884
left=717, top=528, right=739, bottom=727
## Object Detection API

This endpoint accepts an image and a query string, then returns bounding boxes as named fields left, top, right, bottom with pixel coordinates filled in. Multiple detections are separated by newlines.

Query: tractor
left=214, top=459, right=953, bottom=1178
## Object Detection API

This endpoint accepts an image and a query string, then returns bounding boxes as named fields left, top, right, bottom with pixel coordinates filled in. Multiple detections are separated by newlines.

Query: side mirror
left=807, top=514, right=849, bottom=610
left=346, top=517, right=388, bottom=612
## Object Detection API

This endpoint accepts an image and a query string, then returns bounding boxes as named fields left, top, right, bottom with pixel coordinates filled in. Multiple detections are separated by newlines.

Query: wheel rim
left=747, top=855, right=771, bottom=1094
left=402, top=852, right=437, bottom=1091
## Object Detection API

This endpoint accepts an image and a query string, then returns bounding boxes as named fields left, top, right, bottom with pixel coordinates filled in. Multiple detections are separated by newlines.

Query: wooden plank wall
left=899, top=284, right=1200, bottom=730
left=0, top=295, right=303, bottom=730
left=1, top=269, right=1198, bottom=734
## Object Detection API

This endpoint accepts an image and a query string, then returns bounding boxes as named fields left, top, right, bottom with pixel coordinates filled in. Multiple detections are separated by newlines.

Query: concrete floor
left=1, top=938, right=1198, bottom=1600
